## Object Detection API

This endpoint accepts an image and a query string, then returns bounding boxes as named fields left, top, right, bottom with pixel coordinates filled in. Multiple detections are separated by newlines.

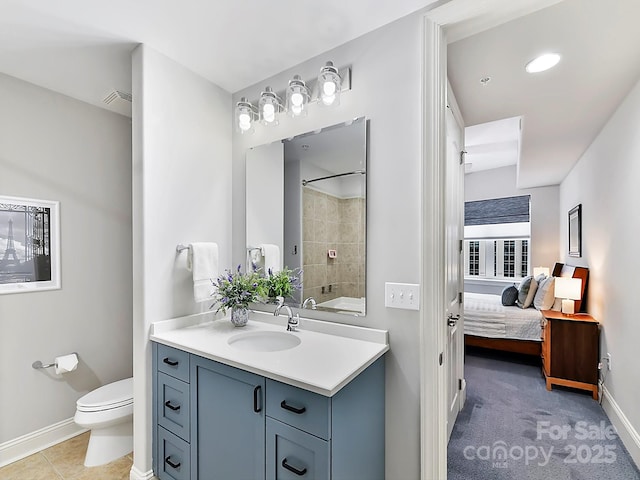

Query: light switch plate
left=385, top=282, right=420, bottom=310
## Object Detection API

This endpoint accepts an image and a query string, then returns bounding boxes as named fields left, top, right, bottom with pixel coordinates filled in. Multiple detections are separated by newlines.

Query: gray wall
left=0, top=73, right=132, bottom=443
left=559, top=76, right=640, bottom=463
left=465, top=165, right=560, bottom=293
left=131, top=45, right=232, bottom=475
left=232, top=13, right=425, bottom=478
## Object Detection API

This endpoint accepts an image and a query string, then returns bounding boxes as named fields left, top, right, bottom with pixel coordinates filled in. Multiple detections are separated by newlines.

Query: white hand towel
left=187, top=242, right=219, bottom=302
left=260, top=244, right=281, bottom=274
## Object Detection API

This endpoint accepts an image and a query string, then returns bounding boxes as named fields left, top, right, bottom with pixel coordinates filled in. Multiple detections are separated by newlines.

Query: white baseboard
left=602, top=385, right=640, bottom=468
left=0, top=418, right=87, bottom=468
left=129, top=465, right=156, bottom=480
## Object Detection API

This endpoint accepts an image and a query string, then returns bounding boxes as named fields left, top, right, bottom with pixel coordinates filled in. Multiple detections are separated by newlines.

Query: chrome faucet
left=302, top=297, right=317, bottom=310
left=274, top=296, right=300, bottom=332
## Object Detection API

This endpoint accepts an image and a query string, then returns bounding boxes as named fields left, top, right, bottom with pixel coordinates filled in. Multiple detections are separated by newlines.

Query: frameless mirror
left=246, top=117, right=367, bottom=316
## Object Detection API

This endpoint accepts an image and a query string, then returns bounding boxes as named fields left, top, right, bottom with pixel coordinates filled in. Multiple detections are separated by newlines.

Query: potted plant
left=210, top=265, right=266, bottom=327
left=262, top=267, right=302, bottom=303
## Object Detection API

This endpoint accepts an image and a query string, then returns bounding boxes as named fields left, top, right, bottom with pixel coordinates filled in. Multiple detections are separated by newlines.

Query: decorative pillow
left=501, top=285, right=519, bottom=306
left=533, top=276, right=556, bottom=311
left=535, top=273, right=547, bottom=285
left=517, top=275, right=538, bottom=308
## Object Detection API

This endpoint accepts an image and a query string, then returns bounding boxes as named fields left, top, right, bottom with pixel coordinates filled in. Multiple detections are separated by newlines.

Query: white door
left=445, top=94, right=465, bottom=440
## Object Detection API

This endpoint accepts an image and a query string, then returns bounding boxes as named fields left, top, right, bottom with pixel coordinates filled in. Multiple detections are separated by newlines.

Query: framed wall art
left=568, top=204, right=582, bottom=258
left=0, top=195, right=60, bottom=294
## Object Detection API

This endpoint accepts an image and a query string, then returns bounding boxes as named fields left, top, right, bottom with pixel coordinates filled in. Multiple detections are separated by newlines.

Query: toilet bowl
left=73, top=377, right=133, bottom=467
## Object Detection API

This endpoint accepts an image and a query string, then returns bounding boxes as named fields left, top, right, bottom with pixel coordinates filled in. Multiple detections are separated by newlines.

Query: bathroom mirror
left=246, top=117, right=367, bottom=316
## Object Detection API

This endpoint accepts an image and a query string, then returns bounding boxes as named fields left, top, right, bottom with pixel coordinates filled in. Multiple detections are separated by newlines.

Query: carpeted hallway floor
left=447, top=347, right=640, bottom=480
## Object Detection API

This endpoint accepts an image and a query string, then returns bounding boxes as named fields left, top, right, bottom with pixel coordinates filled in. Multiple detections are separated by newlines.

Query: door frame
left=419, top=1, right=562, bottom=478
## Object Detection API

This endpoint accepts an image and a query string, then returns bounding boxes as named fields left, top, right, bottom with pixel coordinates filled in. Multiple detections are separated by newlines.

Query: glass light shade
left=235, top=97, right=255, bottom=134
left=318, top=61, right=341, bottom=107
left=525, top=53, right=561, bottom=73
left=533, top=266, right=550, bottom=277
left=259, top=87, right=281, bottom=126
left=286, top=75, right=309, bottom=117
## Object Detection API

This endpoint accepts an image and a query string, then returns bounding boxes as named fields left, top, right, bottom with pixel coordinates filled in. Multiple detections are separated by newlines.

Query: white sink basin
left=227, top=331, right=301, bottom=352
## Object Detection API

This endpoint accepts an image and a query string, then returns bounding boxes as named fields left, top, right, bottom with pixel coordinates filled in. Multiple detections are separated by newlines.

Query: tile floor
left=0, top=432, right=132, bottom=480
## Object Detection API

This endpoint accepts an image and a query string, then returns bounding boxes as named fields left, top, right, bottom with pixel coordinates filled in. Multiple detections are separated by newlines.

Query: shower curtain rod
left=302, top=169, right=365, bottom=186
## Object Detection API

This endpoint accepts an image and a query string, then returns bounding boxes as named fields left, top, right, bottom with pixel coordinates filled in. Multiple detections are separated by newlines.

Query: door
left=193, top=357, right=266, bottom=480
left=445, top=91, right=465, bottom=440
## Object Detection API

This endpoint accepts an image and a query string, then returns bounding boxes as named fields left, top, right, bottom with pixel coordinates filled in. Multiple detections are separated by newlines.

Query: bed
left=464, top=263, right=589, bottom=355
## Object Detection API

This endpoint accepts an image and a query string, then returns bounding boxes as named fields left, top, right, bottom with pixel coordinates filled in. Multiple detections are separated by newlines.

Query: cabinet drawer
left=157, top=344, right=190, bottom=382
left=157, top=372, right=190, bottom=441
left=266, top=380, right=331, bottom=440
left=266, top=418, right=329, bottom=480
left=157, top=427, right=191, bottom=480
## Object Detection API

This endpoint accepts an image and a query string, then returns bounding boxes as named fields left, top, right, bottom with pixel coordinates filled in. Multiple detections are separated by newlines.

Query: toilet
left=73, top=377, right=133, bottom=467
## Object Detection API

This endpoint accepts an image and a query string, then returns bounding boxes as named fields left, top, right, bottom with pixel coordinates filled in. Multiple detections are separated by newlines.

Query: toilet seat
left=76, top=377, right=133, bottom=412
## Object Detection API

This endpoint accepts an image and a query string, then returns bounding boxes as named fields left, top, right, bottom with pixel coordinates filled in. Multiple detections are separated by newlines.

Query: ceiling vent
left=102, top=89, right=132, bottom=117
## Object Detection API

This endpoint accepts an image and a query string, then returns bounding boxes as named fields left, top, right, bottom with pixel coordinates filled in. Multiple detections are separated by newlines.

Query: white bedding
left=464, top=292, right=544, bottom=342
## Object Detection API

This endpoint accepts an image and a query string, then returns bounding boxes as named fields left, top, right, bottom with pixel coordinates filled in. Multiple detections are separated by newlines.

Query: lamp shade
left=554, top=277, right=581, bottom=300
left=533, top=266, right=550, bottom=277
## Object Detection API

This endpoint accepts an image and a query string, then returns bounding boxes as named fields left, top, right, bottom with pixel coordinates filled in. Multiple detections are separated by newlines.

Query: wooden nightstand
left=540, top=310, right=600, bottom=400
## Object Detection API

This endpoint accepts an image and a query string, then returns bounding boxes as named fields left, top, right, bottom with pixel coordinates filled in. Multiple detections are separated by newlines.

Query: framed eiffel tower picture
left=0, top=195, right=60, bottom=294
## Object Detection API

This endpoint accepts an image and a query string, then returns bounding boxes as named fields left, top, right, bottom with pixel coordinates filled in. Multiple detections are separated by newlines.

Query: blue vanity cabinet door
left=266, top=417, right=329, bottom=480
left=157, top=427, right=191, bottom=480
left=190, top=356, right=266, bottom=480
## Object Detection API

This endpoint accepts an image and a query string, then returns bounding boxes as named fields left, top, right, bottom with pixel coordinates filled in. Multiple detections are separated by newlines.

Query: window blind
left=464, top=195, right=530, bottom=226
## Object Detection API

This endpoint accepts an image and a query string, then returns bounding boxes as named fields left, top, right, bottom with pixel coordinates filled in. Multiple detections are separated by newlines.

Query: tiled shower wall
left=302, top=187, right=365, bottom=303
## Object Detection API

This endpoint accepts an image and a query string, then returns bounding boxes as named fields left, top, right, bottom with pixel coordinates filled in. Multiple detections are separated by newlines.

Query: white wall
left=465, top=165, right=560, bottom=271
left=0, top=73, right=132, bottom=447
left=559, top=76, right=640, bottom=461
left=232, top=14, right=424, bottom=478
left=131, top=45, right=232, bottom=476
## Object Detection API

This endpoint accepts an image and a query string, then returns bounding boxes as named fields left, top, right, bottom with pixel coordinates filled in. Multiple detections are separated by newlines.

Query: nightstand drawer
left=266, top=379, right=331, bottom=440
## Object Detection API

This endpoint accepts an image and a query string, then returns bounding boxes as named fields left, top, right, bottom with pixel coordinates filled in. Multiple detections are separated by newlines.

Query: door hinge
left=439, top=352, right=443, bottom=366
left=459, top=150, right=467, bottom=165
left=459, top=292, right=463, bottom=304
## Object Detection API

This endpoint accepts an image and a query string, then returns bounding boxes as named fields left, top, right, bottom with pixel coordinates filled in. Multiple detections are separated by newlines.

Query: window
left=464, top=196, right=531, bottom=281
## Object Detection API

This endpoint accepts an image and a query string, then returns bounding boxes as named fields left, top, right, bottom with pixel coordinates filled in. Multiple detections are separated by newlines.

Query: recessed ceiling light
left=525, top=53, right=561, bottom=73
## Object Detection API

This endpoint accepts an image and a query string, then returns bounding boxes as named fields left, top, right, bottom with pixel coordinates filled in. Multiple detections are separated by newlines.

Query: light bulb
left=323, top=80, right=336, bottom=96
left=322, top=94, right=336, bottom=106
left=291, top=92, right=304, bottom=106
left=291, top=104, right=303, bottom=115
left=239, top=118, right=251, bottom=131
left=238, top=112, right=250, bottom=124
left=263, top=103, right=275, bottom=123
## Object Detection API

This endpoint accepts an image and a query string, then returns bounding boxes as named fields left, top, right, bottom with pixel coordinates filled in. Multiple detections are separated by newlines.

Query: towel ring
left=176, top=244, right=190, bottom=253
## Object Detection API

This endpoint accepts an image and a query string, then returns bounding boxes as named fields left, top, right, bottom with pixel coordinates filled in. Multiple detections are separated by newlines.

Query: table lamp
left=533, top=266, right=550, bottom=277
left=554, top=277, right=582, bottom=314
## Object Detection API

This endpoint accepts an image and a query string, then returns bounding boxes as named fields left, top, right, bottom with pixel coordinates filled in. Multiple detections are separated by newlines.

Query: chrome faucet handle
left=287, top=313, right=300, bottom=332
left=276, top=296, right=285, bottom=307
left=302, top=297, right=317, bottom=310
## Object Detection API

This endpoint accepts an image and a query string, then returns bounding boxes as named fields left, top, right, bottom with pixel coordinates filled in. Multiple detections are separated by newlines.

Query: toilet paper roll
left=55, top=353, right=78, bottom=375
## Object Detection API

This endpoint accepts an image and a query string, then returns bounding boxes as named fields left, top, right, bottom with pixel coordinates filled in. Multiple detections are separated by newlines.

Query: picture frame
left=568, top=204, right=582, bottom=258
left=0, top=195, right=60, bottom=294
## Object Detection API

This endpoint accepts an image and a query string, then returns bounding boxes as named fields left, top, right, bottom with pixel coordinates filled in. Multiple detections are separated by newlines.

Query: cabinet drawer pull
left=165, top=456, right=181, bottom=469
left=282, top=458, right=307, bottom=476
left=280, top=400, right=306, bottom=414
left=253, top=385, right=262, bottom=413
left=164, top=400, right=181, bottom=411
left=163, top=357, right=179, bottom=367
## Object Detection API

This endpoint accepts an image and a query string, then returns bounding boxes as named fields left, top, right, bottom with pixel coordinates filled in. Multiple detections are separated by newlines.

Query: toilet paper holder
left=32, top=352, right=78, bottom=370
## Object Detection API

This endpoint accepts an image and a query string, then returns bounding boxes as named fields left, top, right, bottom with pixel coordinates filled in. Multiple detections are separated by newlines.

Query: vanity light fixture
left=286, top=75, right=310, bottom=117
left=258, top=87, right=282, bottom=126
left=235, top=97, right=257, bottom=134
left=318, top=61, right=342, bottom=106
left=525, top=53, right=561, bottom=73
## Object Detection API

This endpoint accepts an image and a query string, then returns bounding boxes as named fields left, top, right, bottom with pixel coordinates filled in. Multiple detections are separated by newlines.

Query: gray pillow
left=517, top=275, right=538, bottom=308
left=501, top=285, right=518, bottom=306
left=533, top=276, right=556, bottom=310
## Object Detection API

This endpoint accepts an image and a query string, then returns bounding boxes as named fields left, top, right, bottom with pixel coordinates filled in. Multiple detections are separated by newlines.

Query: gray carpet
left=448, top=347, right=640, bottom=480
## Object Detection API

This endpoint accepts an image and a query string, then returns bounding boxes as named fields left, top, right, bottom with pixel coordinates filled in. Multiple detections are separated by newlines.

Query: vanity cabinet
left=152, top=342, right=385, bottom=480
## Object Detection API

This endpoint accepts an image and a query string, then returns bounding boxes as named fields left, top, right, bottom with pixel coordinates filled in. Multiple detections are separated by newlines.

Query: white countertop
left=150, top=310, right=389, bottom=397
